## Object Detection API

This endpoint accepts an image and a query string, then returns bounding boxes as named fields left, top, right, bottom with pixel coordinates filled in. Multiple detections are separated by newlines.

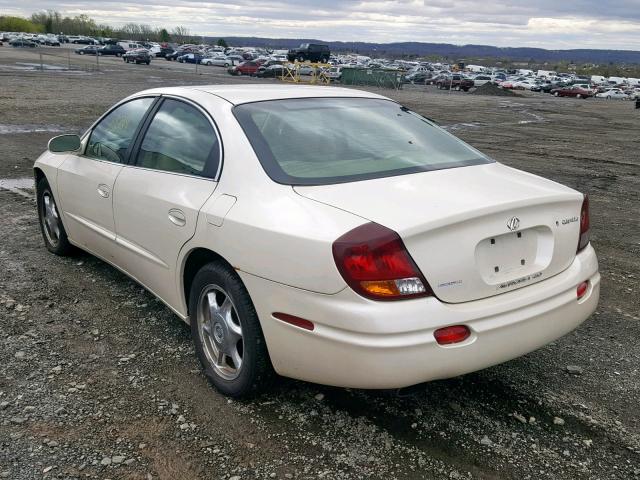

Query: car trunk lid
left=294, top=163, right=583, bottom=303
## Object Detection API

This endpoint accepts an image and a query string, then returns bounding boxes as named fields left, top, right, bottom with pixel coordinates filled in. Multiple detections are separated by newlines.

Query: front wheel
left=37, top=177, right=73, bottom=256
left=190, top=262, right=273, bottom=397
left=576, top=94, right=582, bottom=99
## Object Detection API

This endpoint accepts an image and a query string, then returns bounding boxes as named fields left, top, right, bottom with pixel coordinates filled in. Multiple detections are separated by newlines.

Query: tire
left=576, top=94, right=582, bottom=99
left=189, top=262, right=273, bottom=398
left=554, top=92, right=559, bottom=96
left=79, top=51, right=84, bottom=55
left=224, top=62, right=229, bottom=67
left=146, top=61, right=150, bottom=65
left=36, top=177, right=73, bottom=256
left=116, top=53, right=122, bottom=57
left=297, top=55, right=305, bottom=62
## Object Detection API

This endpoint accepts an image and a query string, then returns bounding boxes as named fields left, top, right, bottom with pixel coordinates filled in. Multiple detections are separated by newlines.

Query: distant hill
left=205, top=36, right=640, bottom=64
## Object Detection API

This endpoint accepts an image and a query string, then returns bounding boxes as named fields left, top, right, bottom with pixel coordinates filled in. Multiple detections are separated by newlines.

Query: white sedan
left=201, top=56, right=233, bottom=67
left=595, top=88, right=629, bottom=100
left=34, top=85, right=599, bottom=397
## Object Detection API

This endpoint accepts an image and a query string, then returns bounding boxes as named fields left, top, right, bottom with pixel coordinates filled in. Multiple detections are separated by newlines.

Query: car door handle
left=168, top=208, right=186, bottom=227
left=97, top=184, right=110, bottom=198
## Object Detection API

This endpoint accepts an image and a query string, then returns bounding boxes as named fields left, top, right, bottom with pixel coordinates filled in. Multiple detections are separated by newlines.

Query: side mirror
left=48, top=134, right=81, bottom=153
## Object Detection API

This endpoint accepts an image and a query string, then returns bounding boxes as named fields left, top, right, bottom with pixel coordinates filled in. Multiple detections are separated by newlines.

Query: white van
left=118, top=41, right=143, bottom=51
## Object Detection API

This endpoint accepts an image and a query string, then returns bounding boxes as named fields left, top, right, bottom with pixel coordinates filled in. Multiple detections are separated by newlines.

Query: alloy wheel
left=197, top=285, right=244, bottom=381
left=41, top=191, right=60, bottom=247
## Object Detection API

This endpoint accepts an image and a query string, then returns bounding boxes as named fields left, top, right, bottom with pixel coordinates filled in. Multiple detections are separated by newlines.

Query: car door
left=112, top=96, right=220, bottom=307
left=57, top=96, right=156, bottom=261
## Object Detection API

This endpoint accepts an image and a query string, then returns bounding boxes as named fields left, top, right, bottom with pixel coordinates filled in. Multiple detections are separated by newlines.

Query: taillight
left=332, top=222, right=433, bottom=300
left=577, top=194, right=590, bottom=252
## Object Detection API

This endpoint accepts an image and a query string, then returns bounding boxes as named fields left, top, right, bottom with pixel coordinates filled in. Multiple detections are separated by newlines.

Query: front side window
left=135, top=99, right=219, bottom=178
left=86, top=97, right=154, bottom=163
left=234, top=98, right=492, bottom=186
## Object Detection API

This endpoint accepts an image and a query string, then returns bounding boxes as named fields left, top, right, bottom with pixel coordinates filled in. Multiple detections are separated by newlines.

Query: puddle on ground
left=0, top=178, right=34, bottom=190
left=15, top=62, right=67, bottom=71
left=442, top=122, right=485, bottom=131
left=0, top=124, right=68, bottom=135
left=0, top=177, right=34, bottom=199
left=0, top=64, right=96, bottom=75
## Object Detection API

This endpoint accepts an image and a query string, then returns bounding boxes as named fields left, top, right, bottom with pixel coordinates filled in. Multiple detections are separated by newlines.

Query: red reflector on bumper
left=577, top=281, right=589, bottom=299
left=273, top=312, right=314, bottom=331
left=434, top=325, right=471, bottom=345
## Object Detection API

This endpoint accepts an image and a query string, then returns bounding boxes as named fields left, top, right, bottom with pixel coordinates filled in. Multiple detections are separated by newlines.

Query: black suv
left=287, top=43, right=330, bottom=63
left=123, top=49, right=151, bottom=65
left=99, top=44, right=126, bottom=57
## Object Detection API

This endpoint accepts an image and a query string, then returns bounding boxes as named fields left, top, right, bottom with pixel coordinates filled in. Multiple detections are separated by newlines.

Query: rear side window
left=135, top=99, right=220, bottom=178
left=86, top=97, right=154, bottom=163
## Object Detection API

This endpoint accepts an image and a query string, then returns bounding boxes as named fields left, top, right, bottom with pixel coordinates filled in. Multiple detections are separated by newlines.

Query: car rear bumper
left=240, top=244, right=599, bottom=389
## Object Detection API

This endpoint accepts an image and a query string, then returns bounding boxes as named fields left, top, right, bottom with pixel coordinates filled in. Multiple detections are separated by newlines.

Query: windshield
left=233, top=97, right=493, bottom=186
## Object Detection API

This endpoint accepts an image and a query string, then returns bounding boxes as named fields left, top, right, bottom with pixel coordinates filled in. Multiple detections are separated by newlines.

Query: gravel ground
left=0, top=44, right=639, bottom=480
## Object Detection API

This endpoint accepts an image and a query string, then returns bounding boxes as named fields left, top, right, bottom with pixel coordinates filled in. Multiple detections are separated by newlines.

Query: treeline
left=1, top=10, right=222, bottom=45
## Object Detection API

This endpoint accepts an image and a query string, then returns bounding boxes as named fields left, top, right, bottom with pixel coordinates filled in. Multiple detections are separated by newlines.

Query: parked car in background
left=326, top=66, right=343, bottom=81
left=472, top=75, right=493, bottom=87
left=297, top=64, right=317, bottom=75
left=35, top=35, right=60, bottom=46
left=287, top=43, right=330, bottom=63
left=405, top=71, right=431, bottom=84
left=513, top=80, right=538, bottom=90
left=70, top=36, right=97, bottom=45
left=10, top=38, right=37, bottom=48
left=118, top=41, right=144, bottom=51
left=256, top=64, right=286, bottom=78
left=228, top=61, right=260, bottom=76
left=35, top=85, right=599, bottom=398
left=595, top=89, right=629, bottom=100
left=551, top=85, right=594, bottom=98
left=98, top=44, right=126, bottom=57
left=177, top=53, right=205, bottom=64
left=123, top=49, right=151, bottom=65
left=201, top=55, right=231, bottom=67
left=156, top=46, right=175, bottom=58
left=165, top=49, right=190, bottom=61
left=75, top=45, right=99, bottom=55
left=436, top=75, right=474, bottom=91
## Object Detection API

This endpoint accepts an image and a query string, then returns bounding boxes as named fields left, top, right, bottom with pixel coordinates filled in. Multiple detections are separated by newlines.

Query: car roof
left=136, top=85, right=388, bottom=105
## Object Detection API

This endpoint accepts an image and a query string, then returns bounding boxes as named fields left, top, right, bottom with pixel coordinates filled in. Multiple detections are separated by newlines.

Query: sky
left=3, top=0, right=640, bottom=50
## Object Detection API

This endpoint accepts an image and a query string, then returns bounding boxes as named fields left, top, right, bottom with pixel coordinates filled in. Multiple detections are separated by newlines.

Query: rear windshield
left=233, top=97, right=493, bottom=185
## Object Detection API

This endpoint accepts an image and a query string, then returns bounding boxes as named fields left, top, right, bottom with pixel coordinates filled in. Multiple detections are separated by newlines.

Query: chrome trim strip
left=115, top=235, right=169, bottom=269
left=64, top=212, right=116, bottom=241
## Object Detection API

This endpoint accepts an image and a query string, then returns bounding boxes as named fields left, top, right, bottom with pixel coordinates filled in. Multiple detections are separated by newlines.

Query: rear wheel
left=576, top=94, right=582, bottom=99
left=36, top=177, right=73, bottom=256
left=190, top=262, right=273, bottom=397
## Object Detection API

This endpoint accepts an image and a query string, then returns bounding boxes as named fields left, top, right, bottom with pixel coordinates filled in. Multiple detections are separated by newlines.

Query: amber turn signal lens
left=360, top=280, right=400, bottom=297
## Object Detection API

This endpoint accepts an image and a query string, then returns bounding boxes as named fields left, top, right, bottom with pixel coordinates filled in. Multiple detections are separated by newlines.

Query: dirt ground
left=0, top=44, right=639, bottom=480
